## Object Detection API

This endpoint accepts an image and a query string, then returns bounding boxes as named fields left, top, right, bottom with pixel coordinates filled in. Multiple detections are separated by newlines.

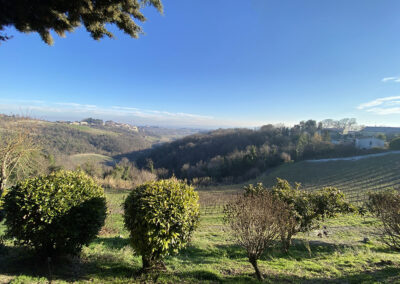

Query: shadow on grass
left=258, top=239, right=357, bottom=262
left=175, top=243, right=246, bottom=264
left=176, top=240, right=352, bottom=266
left=0, top=239, right=140, bottom=283
left=1, top=238, right=399, bottom=283
left=173, top=265, right=400, bottom=283
left=175, top=270, right=222, bottom=282
left=92, top=236, right=130, bottom=250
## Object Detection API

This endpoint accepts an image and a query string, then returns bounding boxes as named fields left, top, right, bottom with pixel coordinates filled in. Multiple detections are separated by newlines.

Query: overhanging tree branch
left=0, top=0, right=163, bottom=45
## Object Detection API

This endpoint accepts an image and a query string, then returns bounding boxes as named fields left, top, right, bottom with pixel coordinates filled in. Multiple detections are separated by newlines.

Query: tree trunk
left=0, top=168, right=6, bottom=196
left=142, top=255, right=150, bottom=271
left=0, top=176, right=5, bottom=222
left=249, top=255, right=263, bottom=281
left=141, top=255, right=166, bottom=272
left=281, top=234, right=292, bottom=254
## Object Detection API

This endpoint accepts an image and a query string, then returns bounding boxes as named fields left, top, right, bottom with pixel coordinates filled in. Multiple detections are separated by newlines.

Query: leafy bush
left=245, top=179, right=354, bottom=252
left=4, top=170, right=107, bottom=257
left=389, top=137, right=400, bottom=150
left=224, top=191, right=291, bottom=281
left=123, top=179, right=200, bottom=271
left=100, top=158, right=156, bottom=189
left=368, top=190, right=400, bottom=250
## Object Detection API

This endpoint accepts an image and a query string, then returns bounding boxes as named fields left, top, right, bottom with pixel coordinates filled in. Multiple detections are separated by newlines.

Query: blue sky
left=1, top=0, right=400, bottom=128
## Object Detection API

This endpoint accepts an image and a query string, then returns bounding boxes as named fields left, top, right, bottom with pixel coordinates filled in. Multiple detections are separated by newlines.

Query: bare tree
left=223, top=191, right=290, bottom=281
left=0, top=130, right=38, bottom=197
left=368, top=191, right=400, bottom=250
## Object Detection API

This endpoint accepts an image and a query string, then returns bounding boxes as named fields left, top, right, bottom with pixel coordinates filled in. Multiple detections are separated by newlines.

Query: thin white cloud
left=365, top=107, right=400, bottom=115
left=357, top=96, right=400, bottom=115
left=382, top=76, right=400, bottom=83
left=55, top=102, right=97, bottom=109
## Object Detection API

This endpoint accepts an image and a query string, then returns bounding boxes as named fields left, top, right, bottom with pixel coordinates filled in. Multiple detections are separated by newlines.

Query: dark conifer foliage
left=0, top=0, right=163, bottom=44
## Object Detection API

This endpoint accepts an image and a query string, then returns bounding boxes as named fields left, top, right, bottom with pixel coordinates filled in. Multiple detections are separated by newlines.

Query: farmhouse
left=355, top=137, right=385, bottom=150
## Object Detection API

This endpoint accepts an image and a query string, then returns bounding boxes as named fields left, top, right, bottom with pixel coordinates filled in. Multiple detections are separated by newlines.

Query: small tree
left=0, top=130, right=39, bottom=222
left=368, top=190, right=400, bottom=250
left=0, top=131, right=38, bottom=196
left=224, top=191, right=290, bottom=281
left=4, top=170, right=107, bottom=257
left=123, top=179, right=200, bottom=271
left=245, top=179, right=354, bottom=253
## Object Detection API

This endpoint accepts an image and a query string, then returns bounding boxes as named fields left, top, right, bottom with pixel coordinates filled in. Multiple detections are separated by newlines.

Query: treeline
left=135, top=120, right=380, bottom=184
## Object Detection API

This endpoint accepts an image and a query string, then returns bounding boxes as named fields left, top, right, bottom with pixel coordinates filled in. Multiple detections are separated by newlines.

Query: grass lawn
left=1, top=188, right=400, bottom=283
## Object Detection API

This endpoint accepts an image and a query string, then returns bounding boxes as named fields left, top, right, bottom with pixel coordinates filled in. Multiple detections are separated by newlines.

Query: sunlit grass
left=1, top=189, right=399, bottom=283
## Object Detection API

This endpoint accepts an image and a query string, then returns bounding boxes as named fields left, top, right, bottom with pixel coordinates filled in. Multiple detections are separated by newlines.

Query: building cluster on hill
left=58, top=118, right=139, bottom=132
left=104, top=120, right=139, bottom=132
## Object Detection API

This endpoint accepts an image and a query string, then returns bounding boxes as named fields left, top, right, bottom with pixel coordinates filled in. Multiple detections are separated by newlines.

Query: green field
left=1, top=189, right=400, bottom=283
left=253, top=152, right=400, bottom=203
left=66, top=153, right=115, bottom=168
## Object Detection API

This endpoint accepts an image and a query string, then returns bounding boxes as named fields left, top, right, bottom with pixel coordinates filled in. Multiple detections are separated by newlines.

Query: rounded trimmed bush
left=4, top=170, right=107, bottom=256
left=123, top=179, right=200, bottom=271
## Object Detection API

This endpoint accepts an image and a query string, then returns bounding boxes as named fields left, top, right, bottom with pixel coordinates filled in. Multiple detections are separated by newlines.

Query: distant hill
left=255, top=152, right=400, bottom=203
left=0, top=115, right=200, bottom=157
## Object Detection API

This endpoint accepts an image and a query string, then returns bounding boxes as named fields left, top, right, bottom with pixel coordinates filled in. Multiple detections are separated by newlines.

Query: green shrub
left=244, top=178, right=354, bottom=252
left=273, top=179, right=354, bottom=252
left=4, top=170, right=107, bottom=257
left=123, top=179, right=200, bottom=271
left=367, top=190, right=400, bottom=250
left=389, top=137, right=400, bottom=150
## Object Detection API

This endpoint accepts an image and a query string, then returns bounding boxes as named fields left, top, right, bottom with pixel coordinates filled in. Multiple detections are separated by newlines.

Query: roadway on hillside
left=305, top=150, right=400, bottom=163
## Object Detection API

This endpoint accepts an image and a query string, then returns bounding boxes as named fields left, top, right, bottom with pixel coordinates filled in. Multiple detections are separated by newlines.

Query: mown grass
left=1, top=188, right=400, bottom=283
left=254, top=152, right=400, bottom=204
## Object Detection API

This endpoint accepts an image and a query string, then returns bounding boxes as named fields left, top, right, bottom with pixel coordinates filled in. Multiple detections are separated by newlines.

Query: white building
left=355, top=138, right=385, bottom=150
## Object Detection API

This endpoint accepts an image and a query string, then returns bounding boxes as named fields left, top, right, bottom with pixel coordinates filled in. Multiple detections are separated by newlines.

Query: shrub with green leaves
left=244, top=179, right=354, bottom=252
left=123, top=179, right=200, bottom=271
left=4, top=170, right=107, bottom=257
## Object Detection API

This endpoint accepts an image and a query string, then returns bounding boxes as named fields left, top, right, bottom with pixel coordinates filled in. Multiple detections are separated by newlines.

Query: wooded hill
left=134, top=121, right=387, bottom=184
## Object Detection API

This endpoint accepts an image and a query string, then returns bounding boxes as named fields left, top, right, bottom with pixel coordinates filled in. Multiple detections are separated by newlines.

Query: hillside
left=133, top=122, right=385, bottom=185
left=255, top=152, right=400, bottom=203
left=0, top=115, right=199, bottom=157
